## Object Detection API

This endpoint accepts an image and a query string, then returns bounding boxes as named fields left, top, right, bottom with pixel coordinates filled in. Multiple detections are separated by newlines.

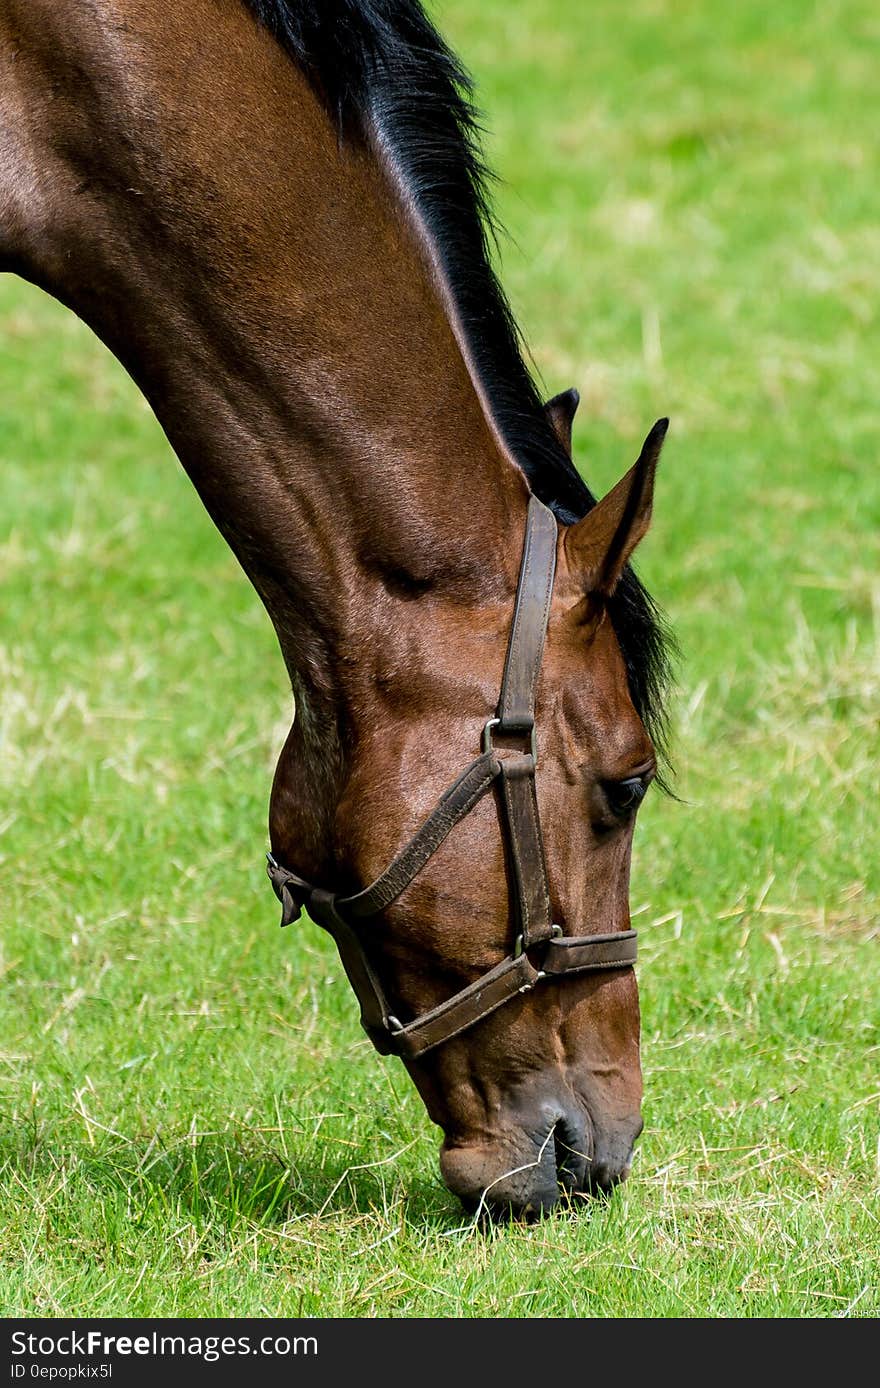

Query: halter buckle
left=481, top=717, right=538, bottom=765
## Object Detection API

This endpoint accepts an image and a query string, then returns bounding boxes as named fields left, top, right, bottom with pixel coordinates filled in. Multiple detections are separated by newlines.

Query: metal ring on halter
left=481, top=716, right=538, bottom=764
left=514, top=923, right=562, bottom=958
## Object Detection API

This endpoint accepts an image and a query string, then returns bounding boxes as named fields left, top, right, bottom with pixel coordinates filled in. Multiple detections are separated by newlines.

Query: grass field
left=1, top=0, right=878, bottom=1317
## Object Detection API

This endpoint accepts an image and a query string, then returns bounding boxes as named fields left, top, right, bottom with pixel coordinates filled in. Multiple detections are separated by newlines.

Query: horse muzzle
left=440, top=1105, right=643, bottom=1220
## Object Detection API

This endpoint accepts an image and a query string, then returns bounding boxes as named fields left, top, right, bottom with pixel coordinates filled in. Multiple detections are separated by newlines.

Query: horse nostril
left=553, top=1113, right=591, bottom=1192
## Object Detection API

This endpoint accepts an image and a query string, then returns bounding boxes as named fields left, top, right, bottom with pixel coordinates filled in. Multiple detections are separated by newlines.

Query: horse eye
left=604, top=776, right=648, bottom=818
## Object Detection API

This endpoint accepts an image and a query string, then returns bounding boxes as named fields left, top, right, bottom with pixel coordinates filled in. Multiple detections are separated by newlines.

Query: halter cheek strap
left=266, top=495, right=637, bottom=1059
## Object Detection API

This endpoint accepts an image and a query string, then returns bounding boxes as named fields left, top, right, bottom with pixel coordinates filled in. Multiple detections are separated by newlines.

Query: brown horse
left=0, top=0, right=672, bottom=1218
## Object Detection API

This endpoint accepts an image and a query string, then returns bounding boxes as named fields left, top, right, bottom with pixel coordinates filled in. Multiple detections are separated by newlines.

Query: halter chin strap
left=266, top=495, right=638, bottom=1060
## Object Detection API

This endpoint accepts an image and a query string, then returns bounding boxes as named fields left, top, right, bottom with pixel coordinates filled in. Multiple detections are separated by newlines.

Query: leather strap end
left=267, top=855, right=306, bottom=927
left=278, top=885, right=303, bottom=928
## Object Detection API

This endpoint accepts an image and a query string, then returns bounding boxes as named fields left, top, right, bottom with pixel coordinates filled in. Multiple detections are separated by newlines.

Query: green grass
left=1, top=0, right=878, bottom=1317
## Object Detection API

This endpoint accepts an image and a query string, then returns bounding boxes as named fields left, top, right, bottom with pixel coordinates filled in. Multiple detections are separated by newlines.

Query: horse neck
left=3, top=1, right=530, bottom=824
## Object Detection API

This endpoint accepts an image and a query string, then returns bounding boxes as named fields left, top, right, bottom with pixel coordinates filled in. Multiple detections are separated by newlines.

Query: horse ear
left=563, top=419, right=668, bottom=598
left=544, top=388, right=580, bottom=455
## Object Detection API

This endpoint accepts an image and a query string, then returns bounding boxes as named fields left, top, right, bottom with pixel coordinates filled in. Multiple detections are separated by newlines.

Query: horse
left=0, top=0, right=673, bottom=1219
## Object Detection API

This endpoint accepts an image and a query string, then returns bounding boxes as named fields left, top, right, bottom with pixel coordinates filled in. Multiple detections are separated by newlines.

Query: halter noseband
left=266, top=495, right=637, bottom=1060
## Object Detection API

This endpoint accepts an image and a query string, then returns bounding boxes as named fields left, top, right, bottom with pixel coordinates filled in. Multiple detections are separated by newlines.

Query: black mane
left=244, top=0, right=673, bottom=761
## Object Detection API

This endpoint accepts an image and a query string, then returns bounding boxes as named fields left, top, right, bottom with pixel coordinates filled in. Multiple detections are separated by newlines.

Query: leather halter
left=266, top=494, right=637, bottom=1060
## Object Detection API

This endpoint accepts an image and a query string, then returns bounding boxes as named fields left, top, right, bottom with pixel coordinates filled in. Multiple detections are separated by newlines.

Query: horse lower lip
left=440, top=1127, right=561, bottom=1218
left=441, top=1117, right=594, bottom=1219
